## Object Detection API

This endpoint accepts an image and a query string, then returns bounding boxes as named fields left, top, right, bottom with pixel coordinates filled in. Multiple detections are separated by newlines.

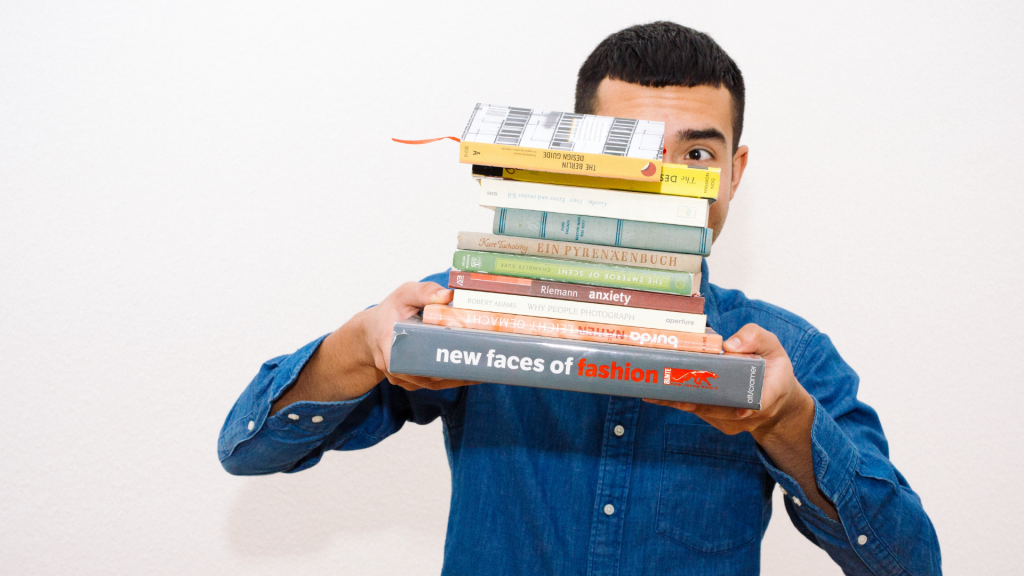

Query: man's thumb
left=430, top=287, right=454, bottom=304
left=722, top=323, right=769, bottom=354
left=406, top=281, right=452, bottom=306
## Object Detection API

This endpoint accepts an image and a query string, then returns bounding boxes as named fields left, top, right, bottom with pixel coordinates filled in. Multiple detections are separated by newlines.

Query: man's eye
left=685, top=149, right=712, bottom=161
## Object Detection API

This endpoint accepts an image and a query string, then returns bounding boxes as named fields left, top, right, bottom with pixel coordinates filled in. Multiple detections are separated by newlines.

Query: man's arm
left=647, top=325, right=941, bottom=574
left=218, top=280, right=478, bottom=476
left=647, top=324, right=836, bottom=515
left=271, top=281, right=477, bottom=411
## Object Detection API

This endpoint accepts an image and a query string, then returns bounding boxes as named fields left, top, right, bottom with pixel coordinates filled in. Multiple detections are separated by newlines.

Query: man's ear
left=729, top=145, right=749, bottom=201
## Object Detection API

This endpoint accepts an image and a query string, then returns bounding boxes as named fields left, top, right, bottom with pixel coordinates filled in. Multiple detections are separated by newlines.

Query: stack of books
left=390, top=104, right=765, bottom=408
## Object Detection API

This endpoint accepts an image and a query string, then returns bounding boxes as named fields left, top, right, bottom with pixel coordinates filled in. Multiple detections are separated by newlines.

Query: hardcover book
left=494, top=208, right=713, bottom=256
left=460, top=104, right=665, bottom=181
left=477, top=177, right=709, bottom=228
left=473, top=164, right=720, bottom=201
left=423, top=304, right=722, bottom=354
left=456, top=232, right=703, bottom=273
left=448, top=271, right=705, bottom=314
left=452, top=289, right=706, bottom=333
left=390, top=316, right=764, bottom=408
left=452, top=250, right=700, bottom=296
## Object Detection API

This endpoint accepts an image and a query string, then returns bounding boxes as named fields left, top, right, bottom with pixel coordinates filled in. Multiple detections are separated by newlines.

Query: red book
left=447, top=270, right=704, bottom=314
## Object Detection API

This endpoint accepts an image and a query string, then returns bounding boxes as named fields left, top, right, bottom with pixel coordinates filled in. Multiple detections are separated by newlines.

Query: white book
left=452, top=289, right=707, bottom=334
left=477, top=177, right=710, bottom=228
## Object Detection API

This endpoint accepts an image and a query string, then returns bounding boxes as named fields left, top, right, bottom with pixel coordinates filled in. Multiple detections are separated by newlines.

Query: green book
left=451, top=250, right=699, bottom=296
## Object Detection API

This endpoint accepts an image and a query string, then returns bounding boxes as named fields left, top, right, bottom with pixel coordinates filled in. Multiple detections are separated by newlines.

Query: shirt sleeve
left=217, top=334, right=462, bottom=476
left=756, top=332, right=942, bottom=576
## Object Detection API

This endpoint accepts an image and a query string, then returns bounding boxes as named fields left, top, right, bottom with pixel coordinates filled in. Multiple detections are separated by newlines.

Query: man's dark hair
left=575, top=21, right=745, bottom=152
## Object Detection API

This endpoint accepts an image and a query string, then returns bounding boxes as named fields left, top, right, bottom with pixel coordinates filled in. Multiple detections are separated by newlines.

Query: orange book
left=422, top=304, right=722, bottom=354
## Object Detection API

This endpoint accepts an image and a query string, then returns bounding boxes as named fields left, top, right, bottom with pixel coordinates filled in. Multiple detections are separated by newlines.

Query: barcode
left=494, top=107, right=532, bottom=145
left=602, top=118, right=638, bottom=156
left=550, top=113, right=583, bottom=150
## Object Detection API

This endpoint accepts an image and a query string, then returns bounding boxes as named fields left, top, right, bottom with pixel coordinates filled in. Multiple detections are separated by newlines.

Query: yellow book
left=472, top=164, right=720, bottom=201
left=459, top=104, right=665, bottom=182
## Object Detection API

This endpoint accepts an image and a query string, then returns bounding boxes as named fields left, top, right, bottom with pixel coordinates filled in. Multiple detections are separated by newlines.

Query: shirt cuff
left=755, top=397, right=859, bottom=542
left=218, top=334, right=369, bottom=460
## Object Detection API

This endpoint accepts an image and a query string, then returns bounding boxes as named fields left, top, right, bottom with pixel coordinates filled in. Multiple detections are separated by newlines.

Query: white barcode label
left=461, top=104, right=664, bottom=159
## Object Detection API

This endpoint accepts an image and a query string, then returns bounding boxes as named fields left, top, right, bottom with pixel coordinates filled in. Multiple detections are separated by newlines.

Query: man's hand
left=645, top=323, right=838, bottom=519
left=271, top=282, right=479, bottom=414
left=362, top=282, right=481, bottom=393
left=645, top=323, right=812, bottom=439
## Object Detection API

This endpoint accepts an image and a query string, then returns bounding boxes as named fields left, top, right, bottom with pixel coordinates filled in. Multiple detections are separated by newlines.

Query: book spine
left=662, top=164, right=721, bottom=200
left=493, top=208, right=712, bottom=257
left=456, top=232, right=703, bottom=273
left=452, top=250, right=698, bottom=296
left=459, top=141, right=661, bottom=182
left=390, top=317, right=763, bottom=408
left=447, top=271, right=705, bottom=314
left=478, top=178, right=709, bottom=228
left=452, top=289, right=706, bottom=333
left=478, top=164, right=720, bottom=200
left=422, top=304, right=722, bottom=354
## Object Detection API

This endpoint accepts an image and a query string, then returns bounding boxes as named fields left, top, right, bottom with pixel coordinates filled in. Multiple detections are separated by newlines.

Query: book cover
left=459, top=104, right=664, bottom=181
left=423, top=304, right=722, bottom=354
left=494, top=208, right=712, bottom=256
left=452, top=289, right=706, bottom=333
left=448, top=271, right=705, bottom=314
left=456, top=232, right=703, bottom=273
left=452, top=250, right=700, bottom=296
left=473, top=164, right=720, bottom=201
left=477, top=177, right=709, bottom=228
left=390, top=316, right=763, bottom=408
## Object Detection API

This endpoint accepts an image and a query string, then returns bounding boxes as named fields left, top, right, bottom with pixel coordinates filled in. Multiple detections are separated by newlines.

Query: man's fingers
left=386, top=372, right=433, bottom=390
left=723, top=323, right=783, bottom=358
left=396, top=281, right=452, bottom=309
left=643, top=399, right=755, bottom=420
left=386, top=374, right=421, bottom=391
left=421, top=379, right=481, bottom=390
left=388, top=371, right=479, bottom=391
left=690, top=404, right=756, bottom=420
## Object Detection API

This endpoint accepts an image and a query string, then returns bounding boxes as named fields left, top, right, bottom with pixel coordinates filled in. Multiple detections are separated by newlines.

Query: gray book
left=494, top=208, right=712, bottom=256
left=390, top=317, right=764, bottom=408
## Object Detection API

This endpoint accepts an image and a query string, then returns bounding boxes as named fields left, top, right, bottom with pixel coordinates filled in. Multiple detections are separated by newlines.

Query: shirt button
left=613, top=425, right=625, bottom=437
left=247, top=420, right=255, bottom=431
left=792, top=496, right=802, bottom=507
left=603, top=504, right=615, bottom=516
left=857, top=534, right=868, bottom=545
left=311, top=415, right=324, bottom=423
left=288, top=414, right=300, bottom=421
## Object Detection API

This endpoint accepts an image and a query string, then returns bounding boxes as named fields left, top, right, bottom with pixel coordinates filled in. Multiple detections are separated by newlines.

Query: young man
left=219, top=22, right=941, bottom=575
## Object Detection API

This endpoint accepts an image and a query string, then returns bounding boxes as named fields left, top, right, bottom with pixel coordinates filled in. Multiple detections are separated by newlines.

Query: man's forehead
left=593, top=79, right=733, bottom=141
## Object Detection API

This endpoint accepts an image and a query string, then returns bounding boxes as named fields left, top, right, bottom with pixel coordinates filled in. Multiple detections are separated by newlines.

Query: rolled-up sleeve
left=758, top=332, right=941, bottom=575
left=218, top=334, right=460, bottom=476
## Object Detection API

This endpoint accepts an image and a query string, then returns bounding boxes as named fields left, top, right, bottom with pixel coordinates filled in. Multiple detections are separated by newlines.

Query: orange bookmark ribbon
left=391, top=136, right=461, bottom=144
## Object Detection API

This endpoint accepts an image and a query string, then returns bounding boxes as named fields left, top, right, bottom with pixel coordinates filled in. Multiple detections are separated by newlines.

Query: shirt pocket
left=657, top=423, right=766, bottom=553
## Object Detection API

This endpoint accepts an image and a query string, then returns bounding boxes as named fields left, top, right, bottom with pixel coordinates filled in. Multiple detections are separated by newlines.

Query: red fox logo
left=663, top=368, right=719, bottom=389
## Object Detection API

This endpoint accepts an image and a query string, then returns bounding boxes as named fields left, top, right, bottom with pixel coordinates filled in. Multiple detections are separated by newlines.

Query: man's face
left=593, top=79, right=749, bottom=243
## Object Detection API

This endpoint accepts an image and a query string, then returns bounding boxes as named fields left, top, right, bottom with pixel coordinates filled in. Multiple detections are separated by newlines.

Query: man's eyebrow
left=675, top=128, right=727, bottom=144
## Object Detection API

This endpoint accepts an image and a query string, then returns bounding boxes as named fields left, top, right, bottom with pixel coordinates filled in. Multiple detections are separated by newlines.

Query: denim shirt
left=219, top=261, right=941, bottom=575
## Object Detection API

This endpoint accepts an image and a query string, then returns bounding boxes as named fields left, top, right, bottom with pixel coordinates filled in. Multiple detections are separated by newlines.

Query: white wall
left=2, top=1, right=1021, bottom=573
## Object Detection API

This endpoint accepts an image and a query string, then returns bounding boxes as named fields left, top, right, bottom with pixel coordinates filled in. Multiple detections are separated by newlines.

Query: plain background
left=2, top=1, right=1022, bottom=573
